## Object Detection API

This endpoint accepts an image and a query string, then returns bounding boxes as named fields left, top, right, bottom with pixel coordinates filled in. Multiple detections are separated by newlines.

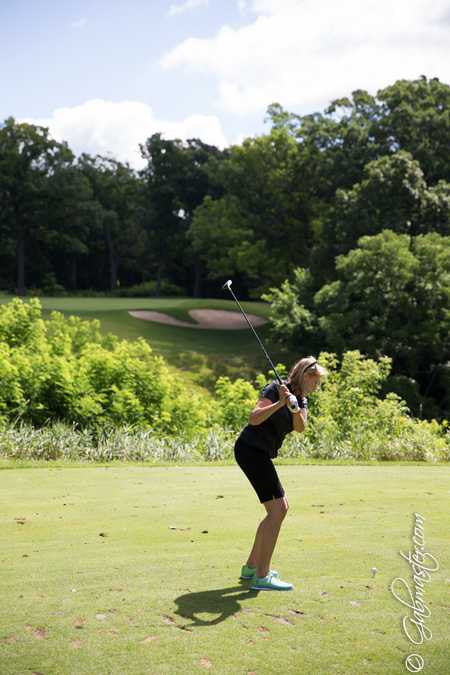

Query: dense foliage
left=2, top=75, right=450, bottom=417
left=265, top=231, right=450, bottom=418
left=0, top=123, right=226, bottom=299
left=0, top=299, right=448, bottom=462
left=2, top=76, right=448, bottom=299
left=190, top=77, right=450, bottom=296
left=0, top=298, right=210, bottom=433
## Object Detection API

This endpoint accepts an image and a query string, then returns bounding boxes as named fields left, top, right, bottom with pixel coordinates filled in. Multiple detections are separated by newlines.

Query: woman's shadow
left=174, top=580, right=258, bottom=627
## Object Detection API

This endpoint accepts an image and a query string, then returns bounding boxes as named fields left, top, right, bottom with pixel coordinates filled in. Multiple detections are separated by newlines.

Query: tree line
left=1, top=75, right=450, bottom=418
left=0, top=124, right=227, bottom=297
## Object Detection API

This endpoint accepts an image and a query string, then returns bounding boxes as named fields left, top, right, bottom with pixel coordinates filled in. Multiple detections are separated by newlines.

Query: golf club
left=222, top=279, right=299, bottom=412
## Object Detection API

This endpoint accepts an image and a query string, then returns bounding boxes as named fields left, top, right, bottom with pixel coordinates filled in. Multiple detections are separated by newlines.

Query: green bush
left=0, top=298, right=210, bottom=434
left=119, top=280, right=185, bottom=297
left=0, top=298, right=448, bottom=462
left=301, top=351, right=450, bottom=461
left=214, top=375, right=262, bottom=430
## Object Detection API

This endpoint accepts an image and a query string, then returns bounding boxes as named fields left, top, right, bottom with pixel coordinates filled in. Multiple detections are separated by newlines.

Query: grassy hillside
left=0, top=296, right=296, bottom=392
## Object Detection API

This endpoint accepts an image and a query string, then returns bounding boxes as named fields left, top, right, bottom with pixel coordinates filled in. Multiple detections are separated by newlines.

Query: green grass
left=1, top=464, right=448, bottom=674
left=0, top=295, right=293, bottom=391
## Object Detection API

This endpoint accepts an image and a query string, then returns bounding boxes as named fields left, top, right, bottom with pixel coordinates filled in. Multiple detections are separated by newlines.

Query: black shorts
left=234, top=438, right=285, bottom=504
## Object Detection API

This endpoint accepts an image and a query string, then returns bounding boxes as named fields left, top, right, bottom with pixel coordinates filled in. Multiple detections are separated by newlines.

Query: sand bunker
left=129, top=309, right=268, bottom=330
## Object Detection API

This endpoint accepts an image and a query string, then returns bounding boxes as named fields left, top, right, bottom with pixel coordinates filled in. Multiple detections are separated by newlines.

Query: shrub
left=214, top=376, right=259, bottom=430
left=0, top=298, right=211, bottom=434
left=300, top=351, right=450, bottom=461
left=120, top=280, right=185, bottom=297
left=0, top=298, right=448, bottom=462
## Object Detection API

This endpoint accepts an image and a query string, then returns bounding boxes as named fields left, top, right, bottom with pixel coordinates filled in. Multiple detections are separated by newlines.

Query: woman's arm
left=249, top=384, right=291, bottom=426
left=292, top=407, right=307, bottom=433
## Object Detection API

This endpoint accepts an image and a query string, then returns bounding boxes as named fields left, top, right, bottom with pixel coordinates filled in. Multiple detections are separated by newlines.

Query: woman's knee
left=279, top=496, right=289, bottom=519
left=265, top=496, right=289, bottom=520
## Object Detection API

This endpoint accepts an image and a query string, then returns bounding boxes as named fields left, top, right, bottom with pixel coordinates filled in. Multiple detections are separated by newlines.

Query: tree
left=78, top=154, right=144, bottom=292
left=0, top=117, right=73, bottom=295
left=0, top=203, right=15, bottom=291
left=266, top=78, right=450, bottom=288
left=269, top=77, right=450, bottom=192
left=312, top=152, right=450, bottom=286
left=314, top=230, right=450, bottom=418
left=376, top=76, right=450, bottom=186
left=189, top=127, right=321, bottom=297
left=266, top=91, right=383, bottom=199
left=262, top=267, right=319, bottom=354
left=41, top=166, right=102, bottom=291
left=140, top=134, right=225, bottom=297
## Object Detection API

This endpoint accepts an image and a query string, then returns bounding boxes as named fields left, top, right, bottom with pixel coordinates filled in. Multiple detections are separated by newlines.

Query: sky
left=2, top=0, right=450, bottom=169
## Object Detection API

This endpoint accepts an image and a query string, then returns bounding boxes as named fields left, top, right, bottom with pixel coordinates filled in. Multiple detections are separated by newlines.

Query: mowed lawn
left=1, top=463, right=448, bottom=675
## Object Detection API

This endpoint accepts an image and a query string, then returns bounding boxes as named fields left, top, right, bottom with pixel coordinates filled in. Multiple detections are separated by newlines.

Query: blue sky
left=2, top=0, right=450, bottom=168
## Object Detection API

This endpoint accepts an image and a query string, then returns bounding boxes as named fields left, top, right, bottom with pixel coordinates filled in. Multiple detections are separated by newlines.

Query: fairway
left=1, top=464, right=448, bottom=675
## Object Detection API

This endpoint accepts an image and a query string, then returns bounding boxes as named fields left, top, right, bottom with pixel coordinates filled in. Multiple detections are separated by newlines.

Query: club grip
left=287, top=394, right=299, bottom=413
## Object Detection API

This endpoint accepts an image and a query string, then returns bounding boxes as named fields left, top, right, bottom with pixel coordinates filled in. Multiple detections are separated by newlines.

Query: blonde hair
left=287, top=356, right=327, bottom=397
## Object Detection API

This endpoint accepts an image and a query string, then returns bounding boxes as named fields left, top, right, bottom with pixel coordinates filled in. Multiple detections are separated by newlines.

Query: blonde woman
left=235, top=357, right=326, bottom=591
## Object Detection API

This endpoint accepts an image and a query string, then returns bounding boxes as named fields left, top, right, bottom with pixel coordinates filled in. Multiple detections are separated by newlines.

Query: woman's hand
left=278, top=384, right=291, bottom=406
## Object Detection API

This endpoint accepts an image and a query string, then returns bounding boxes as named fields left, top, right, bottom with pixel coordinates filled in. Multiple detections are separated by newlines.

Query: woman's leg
left=234, top=439, right=290, bottom=583
left=246, top=517, right=266, bottom=569
left=246, top=495, right=289, bottom=578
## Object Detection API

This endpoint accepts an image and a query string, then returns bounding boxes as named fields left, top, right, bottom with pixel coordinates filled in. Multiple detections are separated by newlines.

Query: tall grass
left=0, top=422, right=236, bottom=463
left=1, top=419, right=448, bottom=463
left=281, top=418, right=450, bottom=462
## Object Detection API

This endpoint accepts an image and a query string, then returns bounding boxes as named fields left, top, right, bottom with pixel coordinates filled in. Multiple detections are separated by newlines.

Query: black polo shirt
left=237, top=380, right=307, bottom=459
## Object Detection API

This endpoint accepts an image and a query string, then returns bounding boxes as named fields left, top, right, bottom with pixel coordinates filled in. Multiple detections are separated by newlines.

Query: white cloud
left=19, top=100, right=229, bottom=169
left=160, top=0, right=450, bottom=115
left=250, top=0, right=300, bottom=13
left=233, top=132, right=250, bottom=146
left=72, top=18, right=86, bottom=28
left=167, top=0, right=210, bottom=18
left=237, top=0, right=247, bottom=15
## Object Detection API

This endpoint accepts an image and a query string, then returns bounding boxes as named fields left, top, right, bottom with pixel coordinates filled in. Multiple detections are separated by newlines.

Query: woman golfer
left=235, top=356, right=325, bottom=591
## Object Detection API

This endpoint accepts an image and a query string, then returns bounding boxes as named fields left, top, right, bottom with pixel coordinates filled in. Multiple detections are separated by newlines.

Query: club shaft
left=227, top=287, right=282, bottom=384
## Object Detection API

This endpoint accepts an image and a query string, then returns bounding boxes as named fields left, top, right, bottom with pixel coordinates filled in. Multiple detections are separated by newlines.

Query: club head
left=222, top=279, right=232, bottom=290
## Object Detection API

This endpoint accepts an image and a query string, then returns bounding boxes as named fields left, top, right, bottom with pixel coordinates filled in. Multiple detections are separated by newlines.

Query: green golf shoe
left=251, top=572, right=293, bottom=591
left=240, top=564, right=279, bottom=579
